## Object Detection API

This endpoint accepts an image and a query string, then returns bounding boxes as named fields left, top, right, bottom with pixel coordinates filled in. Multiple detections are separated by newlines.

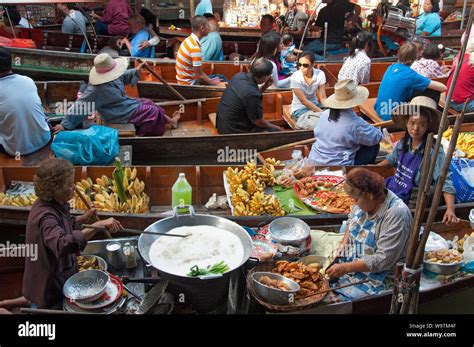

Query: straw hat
left=89, top=53, right=129, bottom=85
left=391, top=96, right=442, bottom=133
left=323, top=79, right=369, bottom=109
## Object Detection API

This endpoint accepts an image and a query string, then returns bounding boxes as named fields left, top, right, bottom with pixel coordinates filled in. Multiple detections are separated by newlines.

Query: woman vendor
left=377, top=96, right=460, bottom=225
left=326, top=168, right=412, bottom=300
left=20, top=158, right=122, bottom=309
left=53, top=53, right=180, bottom=136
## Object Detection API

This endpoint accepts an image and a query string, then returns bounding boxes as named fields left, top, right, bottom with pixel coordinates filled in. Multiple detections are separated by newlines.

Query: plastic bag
left=51, top=125, right=119, bottom=165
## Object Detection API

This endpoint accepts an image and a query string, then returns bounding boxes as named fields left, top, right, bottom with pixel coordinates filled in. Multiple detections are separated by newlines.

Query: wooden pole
left=190, top=0, right=195, bottom=18
left=137, top=59, right=187, bottom=101
left=74, top=187, right=112, bottom=239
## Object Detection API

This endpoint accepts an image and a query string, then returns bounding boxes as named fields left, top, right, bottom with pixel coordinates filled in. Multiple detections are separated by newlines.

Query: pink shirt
left=447, top=53, right=474, bottom=103
left=100, top=0, right=132, bottom=36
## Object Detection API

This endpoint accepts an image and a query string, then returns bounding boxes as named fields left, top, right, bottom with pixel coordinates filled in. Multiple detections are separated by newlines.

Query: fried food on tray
left=272, top=261, right=324, bottom=298
left=425, top=249, right=463, bottom=264
left=296, top=177, right=343, bottom=198
left=313, top=191, right=353, bottom=213
left=258, top=275, right=291, bottom=291
left=77, top=255, right=101, bottom=271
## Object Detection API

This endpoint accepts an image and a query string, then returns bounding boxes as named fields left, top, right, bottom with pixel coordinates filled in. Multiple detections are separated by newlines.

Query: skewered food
left=425, top=249, right=463, bottom=264
left=272, top=261, right=324, bottom=298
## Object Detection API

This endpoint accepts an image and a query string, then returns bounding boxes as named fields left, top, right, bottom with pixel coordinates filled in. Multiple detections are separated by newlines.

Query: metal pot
left=138, top=206, right=254, bottom=313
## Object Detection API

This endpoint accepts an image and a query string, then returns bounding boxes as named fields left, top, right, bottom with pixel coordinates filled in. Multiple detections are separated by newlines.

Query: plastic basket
left=450, top=158, right=474, bottom=203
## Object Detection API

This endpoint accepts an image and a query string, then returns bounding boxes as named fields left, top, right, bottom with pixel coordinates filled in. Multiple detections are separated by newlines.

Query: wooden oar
left=81, top=224, right=188, bottom=238
left=74, top=187, right=112, bottom=239
left=137, top=59, right=186, bottom=101
left=299, top=279, right=370, bottom=300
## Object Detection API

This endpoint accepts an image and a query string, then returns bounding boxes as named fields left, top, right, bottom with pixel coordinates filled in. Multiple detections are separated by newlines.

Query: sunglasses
left=297, top=63, right=311, bottom=68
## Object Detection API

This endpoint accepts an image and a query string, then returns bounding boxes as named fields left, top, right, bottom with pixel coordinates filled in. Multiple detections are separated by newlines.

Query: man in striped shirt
left=175, top=16, right=220, bottom=86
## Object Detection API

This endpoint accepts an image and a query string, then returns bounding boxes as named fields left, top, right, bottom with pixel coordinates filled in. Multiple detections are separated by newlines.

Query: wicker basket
left=247, top=261, right=330, bottom=312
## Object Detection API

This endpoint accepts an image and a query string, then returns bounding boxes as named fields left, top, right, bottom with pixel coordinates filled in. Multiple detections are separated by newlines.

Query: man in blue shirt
left=195, top=0, right=213, bottom=16
left=374, top=42, right=446, bottom=121
left=201, top=15, right=224, bottom=61
left=117, top=14, right=154, bottom=58
left=416, top=0, right=441, bottom=37
left=0, top=48, right=51, bottom=156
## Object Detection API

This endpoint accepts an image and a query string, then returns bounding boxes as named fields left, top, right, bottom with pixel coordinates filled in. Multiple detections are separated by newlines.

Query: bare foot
left=169, top=111, right=181, bottom=129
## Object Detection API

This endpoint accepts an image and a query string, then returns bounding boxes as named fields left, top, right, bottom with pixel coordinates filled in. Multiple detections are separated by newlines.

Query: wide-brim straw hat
left=323, top=79, right=369, bottom=109
left=392, top=96, right=441, bottom=133
left=89, top=53, right=129, bottom=85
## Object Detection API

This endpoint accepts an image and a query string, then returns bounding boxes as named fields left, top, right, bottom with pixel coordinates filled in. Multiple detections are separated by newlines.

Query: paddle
left=136, top=59, right=187, bottom=101
left=299, top=279, right=370, bottom=300
left=74, top=187, right=112, bottom=239
left=81, top=224, right=188, bottom=238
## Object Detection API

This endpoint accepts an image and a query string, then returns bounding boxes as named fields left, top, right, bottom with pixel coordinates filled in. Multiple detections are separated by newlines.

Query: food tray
left=294, top=175, right=352, bottom=214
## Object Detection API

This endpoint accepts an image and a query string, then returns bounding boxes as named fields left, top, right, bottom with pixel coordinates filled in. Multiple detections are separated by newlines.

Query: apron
left=333, top=201, right=395, bottom=301
left=385, top=149, right=423, bottom=205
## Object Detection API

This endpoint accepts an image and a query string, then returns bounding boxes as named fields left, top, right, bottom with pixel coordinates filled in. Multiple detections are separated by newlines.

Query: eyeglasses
left=297, top=63, right=311, bottom=68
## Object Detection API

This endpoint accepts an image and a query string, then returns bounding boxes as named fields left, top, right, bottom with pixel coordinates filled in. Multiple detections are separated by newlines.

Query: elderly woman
left=378, top=97, right=460, bottom=225
left=326, top=168, right=412, bottom=300
left=21, top=158, right=122, bottom=309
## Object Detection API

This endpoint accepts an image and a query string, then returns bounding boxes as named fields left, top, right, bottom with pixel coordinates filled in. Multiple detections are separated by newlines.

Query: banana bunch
left=0, top=192, right=37, bottom=207
left=226, top=159, right=285, bottom=216
left=72, top=167, right=149, bottom=214
left=443, top=128, right=474, bottom=159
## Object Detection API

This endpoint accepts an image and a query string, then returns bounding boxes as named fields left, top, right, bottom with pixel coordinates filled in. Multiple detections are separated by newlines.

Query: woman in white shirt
left=338, top=31, right=373, bottom=85
left=254, top=32, right=291, bottom=88
left=290, top=51, right=327, bottom=119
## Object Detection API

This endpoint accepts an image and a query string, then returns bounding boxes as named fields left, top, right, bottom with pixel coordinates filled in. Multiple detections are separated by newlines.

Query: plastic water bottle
left=172, top=173, right=192, bottom=209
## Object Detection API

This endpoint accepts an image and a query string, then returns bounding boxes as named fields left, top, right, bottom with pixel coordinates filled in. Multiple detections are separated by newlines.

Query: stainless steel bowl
left=78, top=255, right=108, bottom=272
left=252, top=272, right=300, bottom=305
left=269, top=217, right=310, bottom=246
left=423, top=260, right=464, bottom=275
left=63, top=269, right=110, bottom=303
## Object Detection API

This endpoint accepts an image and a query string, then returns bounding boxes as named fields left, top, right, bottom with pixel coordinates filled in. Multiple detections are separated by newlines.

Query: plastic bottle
left=171, top=173, right=192, bottom=208
left=123, top=242, right=137, bottom=269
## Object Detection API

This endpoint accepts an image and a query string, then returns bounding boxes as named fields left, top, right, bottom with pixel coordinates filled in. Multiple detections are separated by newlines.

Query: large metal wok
left=138, top=206, right=254, bottom=313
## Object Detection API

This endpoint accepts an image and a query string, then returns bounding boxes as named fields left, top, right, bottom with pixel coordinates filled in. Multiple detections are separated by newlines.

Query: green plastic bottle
left=172, top=173, right=192, bottom=209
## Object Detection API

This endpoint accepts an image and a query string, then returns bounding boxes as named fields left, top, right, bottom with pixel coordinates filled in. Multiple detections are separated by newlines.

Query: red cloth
left=100, top=0, right=132, bottom=37
left=446, top=53, right=474, bottom=103
left=0, top=26, right=14, bottom=39
left=129, top=98, right=167, bottom=136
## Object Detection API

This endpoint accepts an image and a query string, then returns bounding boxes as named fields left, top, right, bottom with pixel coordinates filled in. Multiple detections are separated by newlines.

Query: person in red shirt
left=91, top=0, right=132, bottom=37
left=446, top=38, right=474, bottom=112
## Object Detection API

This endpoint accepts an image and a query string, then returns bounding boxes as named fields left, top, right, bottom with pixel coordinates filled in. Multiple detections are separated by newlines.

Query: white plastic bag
left=463, top=236, right=474, bottom=262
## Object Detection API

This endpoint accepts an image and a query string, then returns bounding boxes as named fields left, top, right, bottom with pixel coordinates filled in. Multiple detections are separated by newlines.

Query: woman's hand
left=326, top=263, right=349, bottom=278
left=76, top=208, right=97, bottom=225
left=138, top=40, right=151, bottom=50
left=442, top=208, right=460, bottom=226
left=92, top=218, right=123, bottom=233
left=53, top=124, right=64, bottom=134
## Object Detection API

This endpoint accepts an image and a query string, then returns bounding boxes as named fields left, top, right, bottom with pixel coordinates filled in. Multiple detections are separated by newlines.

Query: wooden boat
left=1, top=86, right=314, bottom=166
left=9, top=47, right=252, bottom=82
left=0, top=163, right=471, bottom=312
left=0, top=164, right=469, bottom=232
left=258, top=122, right=474, bottom=165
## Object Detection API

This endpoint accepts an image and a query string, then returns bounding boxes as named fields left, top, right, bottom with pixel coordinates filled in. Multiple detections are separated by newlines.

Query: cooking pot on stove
left=138, top=206, right=255, bottom=313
